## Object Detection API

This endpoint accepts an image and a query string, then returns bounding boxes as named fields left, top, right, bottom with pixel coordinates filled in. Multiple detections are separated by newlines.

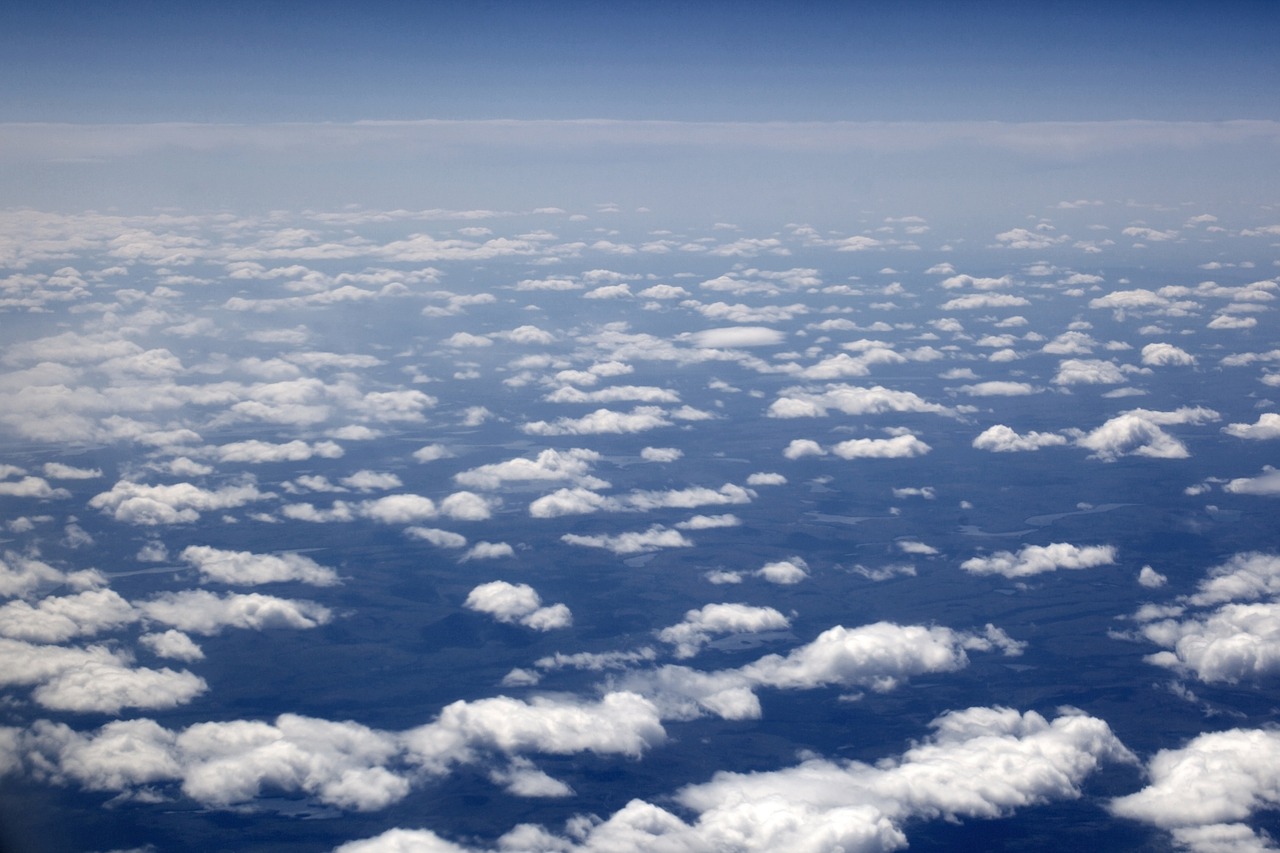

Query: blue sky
left=3, top=1, right=1278, bottom=123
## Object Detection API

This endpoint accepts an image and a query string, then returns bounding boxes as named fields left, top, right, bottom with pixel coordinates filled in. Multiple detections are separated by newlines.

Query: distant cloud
left=961, top=543, right=1117, bottom=578
left=973, top=425, right=1069, bottom=453
left=464, top=581, right=570, bottom=629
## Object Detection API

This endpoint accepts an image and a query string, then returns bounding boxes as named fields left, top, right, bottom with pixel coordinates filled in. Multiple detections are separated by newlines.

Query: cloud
left=455, top=448, right=606, bottom=491
left=688, top=327, right=786, bottom=348
left=830, top=435, right=932, bottom=459
left=89, top=479, right=270, bottom=524
left=675, top=513, right=741, bottom=530
left=521, top=406, right=673, bottom=435
left=0, top=476, right=70, bottom=499
left=463, top=581, right=571, bottom=630
left=955, top=381, right=1039, bottom=397
left=337, top=705, right=1130, bottom=853
left=140, top=590, right=331, bottom=635
left=973, top=425, right=1069, bottom=452
left=404, top=527, right=468, bottom=548
left=412, top=444, right=454, bottom=463
left=41, top=462, right=102, bottom=479
left=756, top=557, right=810, bottom=585
left=0, top=588, right=137, bottom=643
left=459, top=542, right=516, bottom=562
left=178, top=545, right=340, bottom=586
left=1053, top=358, right=1127, bottom=385
left=657, top=603, right=791, bottom=658
left=1225, top=467, right=1280, bottom=496
left=1141, top=342, right=1197, bottom=366
left=1223, top=413, right=1280, bottom=440
left=1111, top=728, right=1280, bottom=852
left=1075, top=407, right=1219, bottom=461
left=561, top=525, right=694, bottom=555
left=769, top=384, right=955, bottom=419
left=961, top=543, right=1117, bottom=578
left=639, top=446, right=682, bottom=462
left=746, top=472, right=786, bottom=485
left=783, top=439, right=826, bottom=459
left=939, top=293, right=1031, bottom=310
left=215, top=439, right=344, bottom=463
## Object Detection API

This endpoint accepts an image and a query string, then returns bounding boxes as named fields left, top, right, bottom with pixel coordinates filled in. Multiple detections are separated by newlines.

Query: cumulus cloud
left=1225, top=466, right=1280, bottom=496
left=140, top=590, right=331, bottom=635
left=1053, top=358, right=1127, bottom=385
left=521, top=406, right=673, bottom=436
left=1141, top=342, right=1197, bottom=366
left=656, top=603, right=791, bottom=658
left=459, top=541, right=516, bottom=562
left=215, top=439, right=344, bottom=463
left=961, top=543, right=1117, bottom=578
left=830, top=435, right=931, bottom=459
left=769, top=384, right=954, bottom=419
left=756, top=557, right=809, bottom=584
left=955, top=381, right=1039, bottom=397
left=561, top=525, right=694, bottom=555
left=89, top=479, right=270, bottom=525
left=464, top=581, right=571, bottom=630
left=1223, top=413, right=1280, bottom=440
left=973, top=424, right=1069, bottom=452
left=688, top=326, right=786, bottom=348
left=179, top=545, right=340, bottom=586
left=1075, top=407, right=1219, bottom=461
left=455, top=448, right=606, bottom=491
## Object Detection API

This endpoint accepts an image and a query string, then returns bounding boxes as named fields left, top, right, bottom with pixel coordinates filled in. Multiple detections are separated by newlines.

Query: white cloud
left=521, top=406, right=673, bottom=435
left=463, top=581, right=571, bottom=630
left=1225, top=467, right=1280, bottom=496
left=140, top=590, right=331, bottom=635
left=340, top=470, right=403, bottom=492
left=830, top=435, right=931, bottom=459
left=961, top=543, right=1117, bottom=578
left=1076, top=407, right=1219, bottom=461
left=459, top=541, right=516, bottom=562
left=1224, top=413, right=1280, bottom=440
left=404, top=527, right=468, bottom=548
left=688, top=327, right=786, bottom=348
left=746, top=472, right=786, bottom=485
left=639, top=446, right=682, bottom=462
left=657, top=603, right=791, bottom=658
left=955, top=381, right=1039, bottom=397
left=215, top=439, right=344, bottom=463
left=89, top=479, right=270, bottom=524
left=769, top=384, right=954, bottom=419
left=561, top=525, right=694, bottom=555
left=1053, top=358, right=1127, bottom=385
left=1141, top=342, right=1197, bottom=366
left=756, top=557, right=809, bottom=585
left=412, top=443, right=454, bottom=463
left=455, top=448, right=606, bottom=490
left=939, top=293, right=1031, bottom=310
left=973, top=424, right=1069, bottom=452
left=783, top=439, right=826, bottom=459
left=676, top=514, right=741, bottom=530
left=179, top=545, right=340, bottom=586
left=41, top=462, right=102, bottom=479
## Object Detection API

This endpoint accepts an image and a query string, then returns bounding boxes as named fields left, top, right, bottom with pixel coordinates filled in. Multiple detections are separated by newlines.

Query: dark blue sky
left=3, top=0, right=1278, bottom=122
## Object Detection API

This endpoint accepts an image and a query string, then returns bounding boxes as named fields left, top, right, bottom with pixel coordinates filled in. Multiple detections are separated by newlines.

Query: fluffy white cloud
left=1053, top=358, right=1127, bottom=385
left=939, top=293, right=1032, bottom=310
left=783, top=438, right=826, bottom=459
left=972, top=424, right=1069, bottom=452
left=1224, top=466, right=1280, bottom=496
left=955, top=381, right=1039, bottom=396
left=521, top=406, right=673, bottom=436
left=89, top=480, right=270, bottom=524
left=561, top=525, right=694, bottom=555
left=1111, top=728, right=1280, bottom=851
left=0, top=588, right=137, bottom=642
left=756, top=558, right=810, bottom=585
left=455, top=448, right=606, bottom=490
left=961, top=543, right=1117, bottom=578
left=1073, top=407, right=1219, bottom=462
left=1141, top=342, right=1197, bottom=366
left=464, top=581, right=571, bottom=630
left=769, top=384, right=954, bottom=419
left=639, top=446, right=683, bottom=462
left=657, top=603, right=790, bottom=658
left=179, top=545, right=340, bottom=586
left=689, top=326, right=786, bottom=348
left=215, top=439, right=344, bottom=463
left=830, top=435, right=931, bottom=459
left=140, top=590, right=331, bottom=635
left=1223, top=413, right=1280, bottom=440
left=459, top=541, right=516, bottom=562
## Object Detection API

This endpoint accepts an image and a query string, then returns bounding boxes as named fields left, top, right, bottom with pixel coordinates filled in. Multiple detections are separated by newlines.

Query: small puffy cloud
left=1111, top=727, right=1280, bottom=850
left=140, top=590, right=331, bottom=635
left=1138, top=566, right=1168, bottom=588
left=898, top=540, right=940, bottom=556
left=0, top=476, right=70, bottom=499
left=955, top=381, right=1039, bottom=397
left=442, top=332, right=493, bottom=347
left=463, top=581, right=570, bottom=630
left=405, top=527, right=468, bottom=548
left=139, top=629, right=205, bottom=662
left=640, top=446, right=683, bottom=462
left=339, top=470, right=403, bottom=492
left=961, top=543, right=1117, bottom=578
left=757, top=557, right=809, bottom=584
left=746, top=472, right=786, bottom=486
left=459, top=541, right=515, bottom=561
left=528, top=488, right=621, bottom=518
left=688, top=327, right=786, bottom=348
left=1223, top=413, right=1280, bottom=440
left=456, top=448, right=605, bottom=491
left=939, top=293, right=1031, bottom=311
left=215, top=439, right=344, bottom=464
left=675, top=514, right=741, bottom=530
left=1224, top=466, right=1280, bottom=496
left=657, top=603, right=791, bottom=658
left=1053, top=358, right=1127, bottom=385
left=1141, top=342, right=1197, bottom=366
left=972, top=425, right=1069, bottom=453
left=41, top=462, right=102, bottom=480
left=488, top=757, right=573, bottom=798
left=1207, top=313, right=1257, bottom=330
left=562, top=525, right=693, bottom=555
left=830, top=435, right=931, bottom=459
left=179, top=545, right=340, bottom=586
left=1076, top=407, right=1219, bottom=461
left=89, top=480, right=269, bottom=525
left=521, top=406, right=673, bottom=436
left=412, top=443, right=454, bottom=463
left=769, top=384, right=955, bottom=419
left=783, top=439, right=826, bottom=459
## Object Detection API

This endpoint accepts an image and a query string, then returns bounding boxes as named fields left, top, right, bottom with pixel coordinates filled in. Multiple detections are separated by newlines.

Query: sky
left=1, top=3, right=1280, bottom=853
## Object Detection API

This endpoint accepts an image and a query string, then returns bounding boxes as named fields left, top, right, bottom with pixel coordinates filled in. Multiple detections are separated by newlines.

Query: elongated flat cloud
left=830, top=435, right=931, bottom=459
left=961, top=543, right=1117, bottom=578
left=561, top=525, right=694, bottom=555
left=769, top=384, right=954, bottom=418
left=656, top=603, right=791, bottom=658
left=521, top=406, right=673, bottom=435
left=89, top=480, right=270, bottom=524
left=179, top=545, right=340, bottom=586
